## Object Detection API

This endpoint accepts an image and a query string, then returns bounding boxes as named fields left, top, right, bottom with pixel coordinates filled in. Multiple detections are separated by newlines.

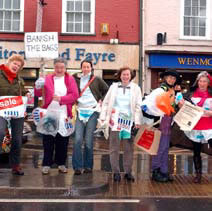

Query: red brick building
left=0, top=0, right=141, bottom=87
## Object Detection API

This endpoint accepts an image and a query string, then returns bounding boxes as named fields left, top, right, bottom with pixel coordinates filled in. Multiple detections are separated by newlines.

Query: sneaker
left=58, top=165, right=68, bottom=173
left=83, top=168, right=92, bottom=174
left=74, top=169, right=81, bottom=175
left=124, top=173, right=135, bottom=182
left=42, top=166, right=50, bottom=175
left=12, top=165, right=24, bottom=176
left=113, top=173, right=121, bottom=182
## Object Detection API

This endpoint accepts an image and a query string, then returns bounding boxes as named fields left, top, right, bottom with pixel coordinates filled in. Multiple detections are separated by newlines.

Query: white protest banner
left=173, top=101, right=204, bottom=131
left=24, top=32, right=58, bottom=59
left=0, top=96, right=28, bottom=118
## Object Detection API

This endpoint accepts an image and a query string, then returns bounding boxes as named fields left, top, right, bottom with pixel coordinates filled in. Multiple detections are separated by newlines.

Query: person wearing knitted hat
left=183, top=71, right=212, bottom=183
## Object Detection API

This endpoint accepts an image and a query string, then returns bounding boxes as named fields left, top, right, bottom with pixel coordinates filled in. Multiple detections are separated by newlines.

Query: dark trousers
left=42, top=133, right=69, bottom=166
left=0, top=116, right=24, bottom=166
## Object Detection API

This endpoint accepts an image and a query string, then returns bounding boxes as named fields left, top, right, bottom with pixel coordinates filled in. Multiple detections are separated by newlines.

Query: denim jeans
left=0, top=116, right=24, bottom=166
left=72, top=112, right=99, bottom=170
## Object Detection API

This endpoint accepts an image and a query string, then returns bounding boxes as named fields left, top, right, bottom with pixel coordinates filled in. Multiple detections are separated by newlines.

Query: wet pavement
left=1, top=133, right=212, bottom=210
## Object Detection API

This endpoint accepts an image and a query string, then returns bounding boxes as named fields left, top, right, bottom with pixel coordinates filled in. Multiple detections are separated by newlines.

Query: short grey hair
left=53, top=57, right=67, bottom=67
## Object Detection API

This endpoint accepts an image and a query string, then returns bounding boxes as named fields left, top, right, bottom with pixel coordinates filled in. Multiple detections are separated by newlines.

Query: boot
left=193, top=156, right=202, bottom=184
left=152, top=168, right=168, bottom=182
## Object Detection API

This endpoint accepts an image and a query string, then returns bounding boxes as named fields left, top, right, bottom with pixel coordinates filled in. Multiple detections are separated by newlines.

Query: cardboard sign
left=24, top=32, right=58, bottom=59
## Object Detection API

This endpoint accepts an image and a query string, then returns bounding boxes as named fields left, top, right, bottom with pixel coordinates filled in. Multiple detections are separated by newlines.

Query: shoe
left=74, top=169, right=81, bottom=175
left=124, top=173, right=135, bottom=182
left=58, top=165, right=68, bottom=173
left=193, top=173, right=201, bottom=184
left=161, top=172, right=174, bottom=182
left=84, top=168, right=92, bottom=174
left=42, top=166, right=50, bottom=175
left=12, top=165, right=24, bottom=176
left=113, top=173, right=121, bottom=182
left=152, top=168, right=168, bottom=183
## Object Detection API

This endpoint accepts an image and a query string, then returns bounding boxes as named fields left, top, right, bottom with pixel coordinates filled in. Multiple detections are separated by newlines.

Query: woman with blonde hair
left=0, top=54, right=27, bottom=175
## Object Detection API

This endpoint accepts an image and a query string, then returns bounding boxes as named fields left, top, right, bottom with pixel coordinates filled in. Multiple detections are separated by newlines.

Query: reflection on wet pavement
left=1, top=137, right=212, bottom=198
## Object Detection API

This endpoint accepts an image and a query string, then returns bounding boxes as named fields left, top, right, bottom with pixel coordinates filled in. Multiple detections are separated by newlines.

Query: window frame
left=0, top=0, right=24, bottom=32
left=180, top=0, right=210, bottom=40
left=62, top=0, right=95, bottom=34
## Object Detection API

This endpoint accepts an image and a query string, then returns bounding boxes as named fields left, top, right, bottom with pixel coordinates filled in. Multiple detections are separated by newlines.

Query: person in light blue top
left=72, top=60, right=109, bottom=175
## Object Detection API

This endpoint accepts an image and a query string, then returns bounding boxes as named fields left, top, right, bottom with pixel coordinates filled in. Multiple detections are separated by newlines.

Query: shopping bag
left=35, top=101, right=61, bottom=137
left=135, top=123, right=161, bottom=155
left=155, top=89, right=175, bottom=116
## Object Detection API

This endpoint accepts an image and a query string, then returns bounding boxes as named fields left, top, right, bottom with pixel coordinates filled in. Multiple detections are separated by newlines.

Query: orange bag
left=155, top=89, right=175, bottom=116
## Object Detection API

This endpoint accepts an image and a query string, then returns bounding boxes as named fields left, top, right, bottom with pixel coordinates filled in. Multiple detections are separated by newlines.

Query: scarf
left=0, top=64, right=17, bottom=84
left=192, top=88, right=209, bottom=107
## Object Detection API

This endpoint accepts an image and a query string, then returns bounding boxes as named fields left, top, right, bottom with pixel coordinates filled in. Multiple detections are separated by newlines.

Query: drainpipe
left=139, top=0, right=143, bottom=92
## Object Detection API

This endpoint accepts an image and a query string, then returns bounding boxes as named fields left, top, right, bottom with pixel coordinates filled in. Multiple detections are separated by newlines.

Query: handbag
left=134, top=120, right=161, bottom=155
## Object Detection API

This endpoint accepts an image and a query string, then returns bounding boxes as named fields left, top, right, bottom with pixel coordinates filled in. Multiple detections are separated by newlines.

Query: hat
left=160, top=69, right=181, bottom=85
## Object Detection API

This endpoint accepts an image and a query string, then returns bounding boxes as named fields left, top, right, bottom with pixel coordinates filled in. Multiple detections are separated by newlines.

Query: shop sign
left=149, top=53, right=212, bottom=69
left=0, top=46, right=116, bottom=65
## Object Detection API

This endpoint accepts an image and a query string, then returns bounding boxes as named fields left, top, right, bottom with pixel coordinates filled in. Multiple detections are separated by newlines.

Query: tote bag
left=135, top=120, right=161, bottom=155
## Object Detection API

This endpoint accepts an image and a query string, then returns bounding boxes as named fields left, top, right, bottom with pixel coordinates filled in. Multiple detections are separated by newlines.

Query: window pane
left=84, top=1, right=90, bottom=11
left=83, top=13, right=90, bottom=22
left=0, top=20, right=2, bottom=30
left=184, top=7, right=191, bottom=16
left=13, top=0, right=20, bottom=9
left=75, top=13, right=82, bottom=22
left=191, top=27, right=198, bottom=36
left=0, top=11, right=3, bottom=19
left=200, top=0, right=206, bottom=7
left=199, top=18, right=205, bottom=27
left=192, top=7, right=198, bottom=16
left=67, top=23, right=73, bottom=32
left=67, top=13, right=74, bottom=22
left=200, top=7, right=206, bottom=16
left=75, top=1, right=82, bottom=11
left=5, top=0, right=12, bottom=9
left=75, top=23, right=81, bottom=32
left=184, top=27, right=190, bottom=35
left=192, top=0, right=199, bottom=7
left=5, top=11, right=11, bottom=20
left=83, top=22, right=90, bottom=32
left=4, top=20, right=11, bottom=30
left=13, top=11, right=20, bottom=20
left=0, top=0, right=3, bottom=8
left=191, top=17, right=198, bottom=27
left=184, top=0, right=191, bottom=7
left=184, top=17, right=190, bottom=26
left=12, top=20, right=19, bottom=31
left=67, top=1, right=74, bottom=11
left=199, top=27, right=205, bottom=36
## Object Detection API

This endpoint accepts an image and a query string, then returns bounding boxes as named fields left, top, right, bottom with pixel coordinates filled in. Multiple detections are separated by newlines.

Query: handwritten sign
left=24, top=32, right=58, bottom=59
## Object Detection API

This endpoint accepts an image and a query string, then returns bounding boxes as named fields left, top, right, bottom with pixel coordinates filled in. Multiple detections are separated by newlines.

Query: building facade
left=0, top=0, right=141, bottom=92
left=143, top=0, right=212, bottom=93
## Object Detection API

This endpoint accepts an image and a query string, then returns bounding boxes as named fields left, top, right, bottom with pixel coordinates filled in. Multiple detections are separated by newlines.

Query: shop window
left=103, top=69, right=117, bottom=86
left=180, top=0, right=209, bottom=39
left=62, top=0, right=95, bottom=34
left=0, top=0, right=24, bottom=32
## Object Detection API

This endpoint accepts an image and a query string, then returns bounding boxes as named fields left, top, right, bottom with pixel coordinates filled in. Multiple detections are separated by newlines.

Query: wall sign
left=149, top=53, right=212, bottom=69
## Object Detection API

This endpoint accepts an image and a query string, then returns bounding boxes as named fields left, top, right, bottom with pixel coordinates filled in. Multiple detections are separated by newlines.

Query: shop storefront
left=148, top=53, right=212, bottom=93
left=0, top=41, right=139, bottom=106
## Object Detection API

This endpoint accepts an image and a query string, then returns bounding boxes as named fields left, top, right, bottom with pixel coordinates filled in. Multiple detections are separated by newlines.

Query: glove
left=35, top=77, right=45, bottom=89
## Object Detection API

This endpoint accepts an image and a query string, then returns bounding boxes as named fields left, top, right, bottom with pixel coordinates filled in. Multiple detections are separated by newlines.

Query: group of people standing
left=0, top=54, right=212, bottom=185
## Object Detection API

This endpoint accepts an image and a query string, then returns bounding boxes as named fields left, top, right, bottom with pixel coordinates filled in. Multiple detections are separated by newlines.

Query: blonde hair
left=7, top=54, right=25, bottom=69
